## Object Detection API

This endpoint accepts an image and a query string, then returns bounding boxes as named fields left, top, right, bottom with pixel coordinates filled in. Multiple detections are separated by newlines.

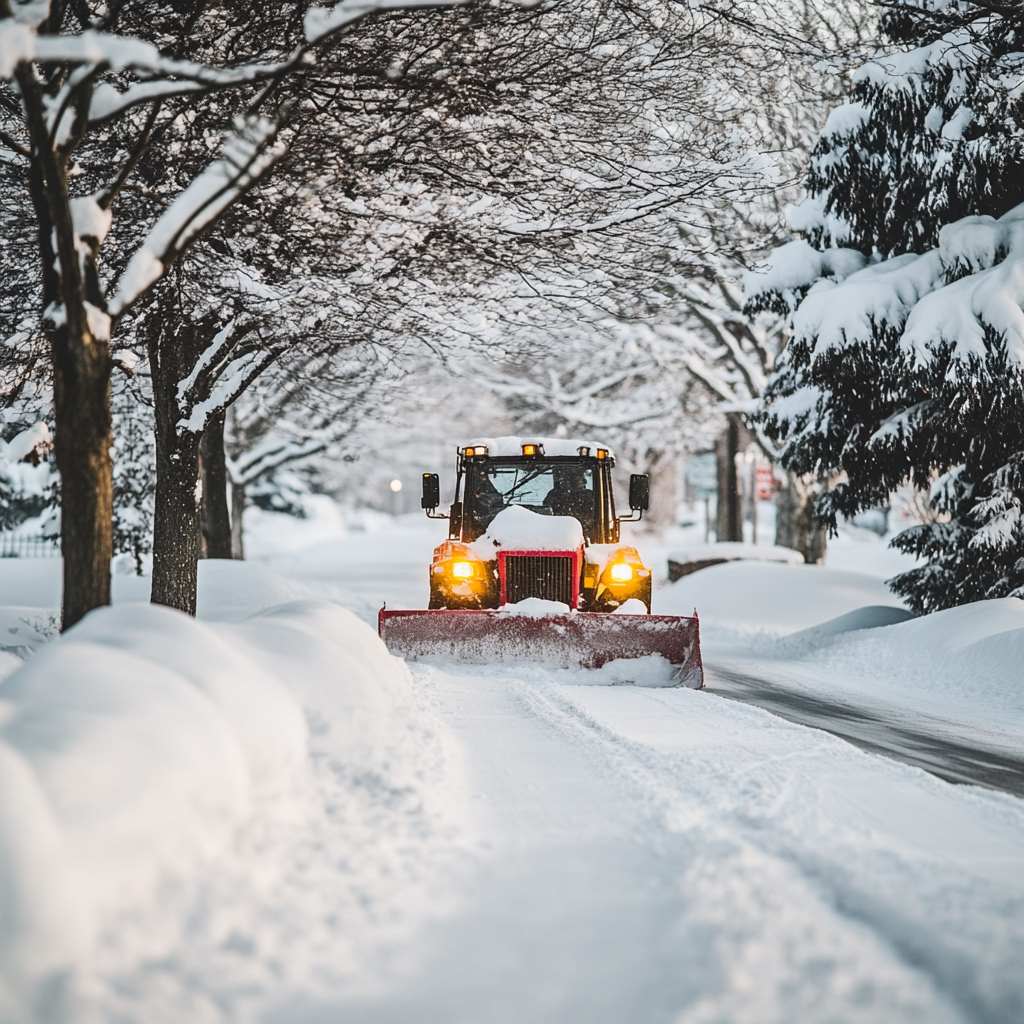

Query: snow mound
left=668, top=542, right=802, bottom=565
left=0, top=595, right=467, bottom=1019
left=195, top=557, right=308, bottom=620
left=785, top=604, right=915, bottom=645
left=498, top=597, right=572, bottom=617
left=755, top=597, right=1024, bottom=733
left=472, top=504, right=584, bottom=555
left=862, top=598, right=1024, bottom=714
left=0, top=602, right=303, bottom=1011
left=660, top=561, right=903, bottom=636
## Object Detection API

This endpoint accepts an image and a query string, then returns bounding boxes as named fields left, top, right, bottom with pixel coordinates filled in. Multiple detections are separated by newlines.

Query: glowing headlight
left=608, top=562, right=634, bottom=583
left=451, top=560, right=476, bottom=578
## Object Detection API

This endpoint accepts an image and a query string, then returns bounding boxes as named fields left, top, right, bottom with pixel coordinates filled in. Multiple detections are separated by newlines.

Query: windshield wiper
left=499, top=468, right=546, bottom=503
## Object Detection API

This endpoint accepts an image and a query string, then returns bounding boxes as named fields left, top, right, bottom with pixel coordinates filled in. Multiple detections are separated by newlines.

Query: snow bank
left=0, top=602, right=302, bottom=1011
left=660, top=561, right=903, bottom=636
left=471, top=504, right=584, bottom=555
left=195, top=558, right=307, bottom=620
left=668, top=541, right=802, bottom=565
left=775, top=597, right=1024, bottom=731
left=785, top=604, right=914, bottom=643
left=0, top=591, right=467, bottom=1020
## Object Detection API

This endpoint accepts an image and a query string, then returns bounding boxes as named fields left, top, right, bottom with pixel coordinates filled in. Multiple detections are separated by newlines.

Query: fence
left=0, top=533, right=60, bottom=558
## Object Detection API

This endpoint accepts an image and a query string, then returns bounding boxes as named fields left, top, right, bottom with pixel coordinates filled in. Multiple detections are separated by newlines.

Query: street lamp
left=389, top=478, right=402, bottom=516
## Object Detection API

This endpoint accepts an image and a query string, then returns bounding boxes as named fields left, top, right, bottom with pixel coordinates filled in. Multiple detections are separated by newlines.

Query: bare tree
left=0, top=0, right=460, bottom=627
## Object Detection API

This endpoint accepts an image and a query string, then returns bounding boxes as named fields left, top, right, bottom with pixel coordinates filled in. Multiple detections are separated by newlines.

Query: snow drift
left=660, top=561, right=903, bottom=635
left=0, top=594, right=467, bottom=1021
left=774, top=596, right=1024, bottom=733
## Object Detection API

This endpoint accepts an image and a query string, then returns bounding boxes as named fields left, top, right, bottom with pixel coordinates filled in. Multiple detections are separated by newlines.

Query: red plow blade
left=378, top=608, right=703, bottom=688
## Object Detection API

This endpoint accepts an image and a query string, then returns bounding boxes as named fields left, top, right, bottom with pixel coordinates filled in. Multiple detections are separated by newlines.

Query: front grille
left=504, top=554, right=575, bottom=606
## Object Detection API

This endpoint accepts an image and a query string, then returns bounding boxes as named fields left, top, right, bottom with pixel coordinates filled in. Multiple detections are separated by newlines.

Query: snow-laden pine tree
left=748, top=0, right=1024, bottom=612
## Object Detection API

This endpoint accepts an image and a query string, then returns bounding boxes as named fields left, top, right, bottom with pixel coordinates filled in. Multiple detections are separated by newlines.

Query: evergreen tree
left=748, top=0, right=1024, bottom=613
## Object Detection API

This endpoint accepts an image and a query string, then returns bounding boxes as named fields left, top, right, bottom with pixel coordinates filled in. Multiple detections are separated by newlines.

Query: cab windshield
left=462, top=459, right=597, bottom=541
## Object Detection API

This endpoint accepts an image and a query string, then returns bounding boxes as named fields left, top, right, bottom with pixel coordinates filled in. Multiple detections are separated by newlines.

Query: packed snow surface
left=461, top=434, right=614, bottom=458
left=471, top=504, right=584, bottom=555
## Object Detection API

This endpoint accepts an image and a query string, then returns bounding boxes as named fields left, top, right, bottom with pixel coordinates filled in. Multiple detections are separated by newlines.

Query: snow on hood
left=471, top=505, right=584, bottom=558
left=461, top=435, right=614, bottom=458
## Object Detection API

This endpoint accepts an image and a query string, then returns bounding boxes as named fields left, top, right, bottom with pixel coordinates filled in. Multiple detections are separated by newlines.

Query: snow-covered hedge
left=0, top=596, right=464, bottom=1018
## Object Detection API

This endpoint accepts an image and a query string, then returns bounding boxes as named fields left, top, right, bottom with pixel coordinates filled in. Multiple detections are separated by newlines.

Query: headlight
left=451, top=560, right=476, bottom=578
left=608, top=562, right=633, bottom=583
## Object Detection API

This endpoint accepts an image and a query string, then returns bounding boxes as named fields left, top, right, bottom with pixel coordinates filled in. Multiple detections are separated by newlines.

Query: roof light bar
left=463, top=445, right=489, bottom=457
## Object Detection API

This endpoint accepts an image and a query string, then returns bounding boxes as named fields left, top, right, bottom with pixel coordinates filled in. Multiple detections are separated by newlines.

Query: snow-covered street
left=247, top=513, right=1024, bottom=1024
left=2, top=513, right=1024, bottom=1022
left=320, top=662, right=1024, bottom=1024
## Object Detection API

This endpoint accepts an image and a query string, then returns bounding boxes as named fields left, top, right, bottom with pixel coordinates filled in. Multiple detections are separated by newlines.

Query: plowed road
left=300, top=663, right=1024, bottom=1024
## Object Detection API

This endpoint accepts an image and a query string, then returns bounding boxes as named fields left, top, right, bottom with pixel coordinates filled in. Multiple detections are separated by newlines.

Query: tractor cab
left=419, top=437, right=652, bottom=612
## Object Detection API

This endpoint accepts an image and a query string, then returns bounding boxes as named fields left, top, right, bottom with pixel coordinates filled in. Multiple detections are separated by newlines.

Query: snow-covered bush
left=749, top=0, right=1024, bottom=612
left=0, top=422, right=52, bottom=532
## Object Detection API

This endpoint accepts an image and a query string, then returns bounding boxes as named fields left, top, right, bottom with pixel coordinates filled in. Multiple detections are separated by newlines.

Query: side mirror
left=421, top=472, right=440, bottom=510
left=629, top=473, right=650, bottom=512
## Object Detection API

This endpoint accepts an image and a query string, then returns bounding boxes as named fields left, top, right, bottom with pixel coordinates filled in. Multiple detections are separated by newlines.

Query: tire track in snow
left=510, top=672, right=1022, bottom=1024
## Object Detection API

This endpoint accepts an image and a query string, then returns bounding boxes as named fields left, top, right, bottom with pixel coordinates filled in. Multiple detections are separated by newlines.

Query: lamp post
left=389, top=478, right=403, bottom=516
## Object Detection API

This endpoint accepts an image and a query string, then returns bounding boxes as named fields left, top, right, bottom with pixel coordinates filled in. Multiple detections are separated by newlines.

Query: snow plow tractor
left=378, top=437, right=703, bottom=687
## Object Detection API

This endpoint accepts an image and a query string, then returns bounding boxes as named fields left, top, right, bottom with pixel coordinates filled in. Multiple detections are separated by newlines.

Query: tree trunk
left=715, top=416, right=743, bottom=542
left=775, top=470, right=828, bottom=564
left=230, top=481, right=246, bottom=559
left=201, top=411, right=233, bottom=558
left=19, top=66, right=114, bottom=631
left=53, top=322, right=113, bottom=630
left=151, top=436, right=202, bottom=613
left=148, top=302, right=206, bottom=613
